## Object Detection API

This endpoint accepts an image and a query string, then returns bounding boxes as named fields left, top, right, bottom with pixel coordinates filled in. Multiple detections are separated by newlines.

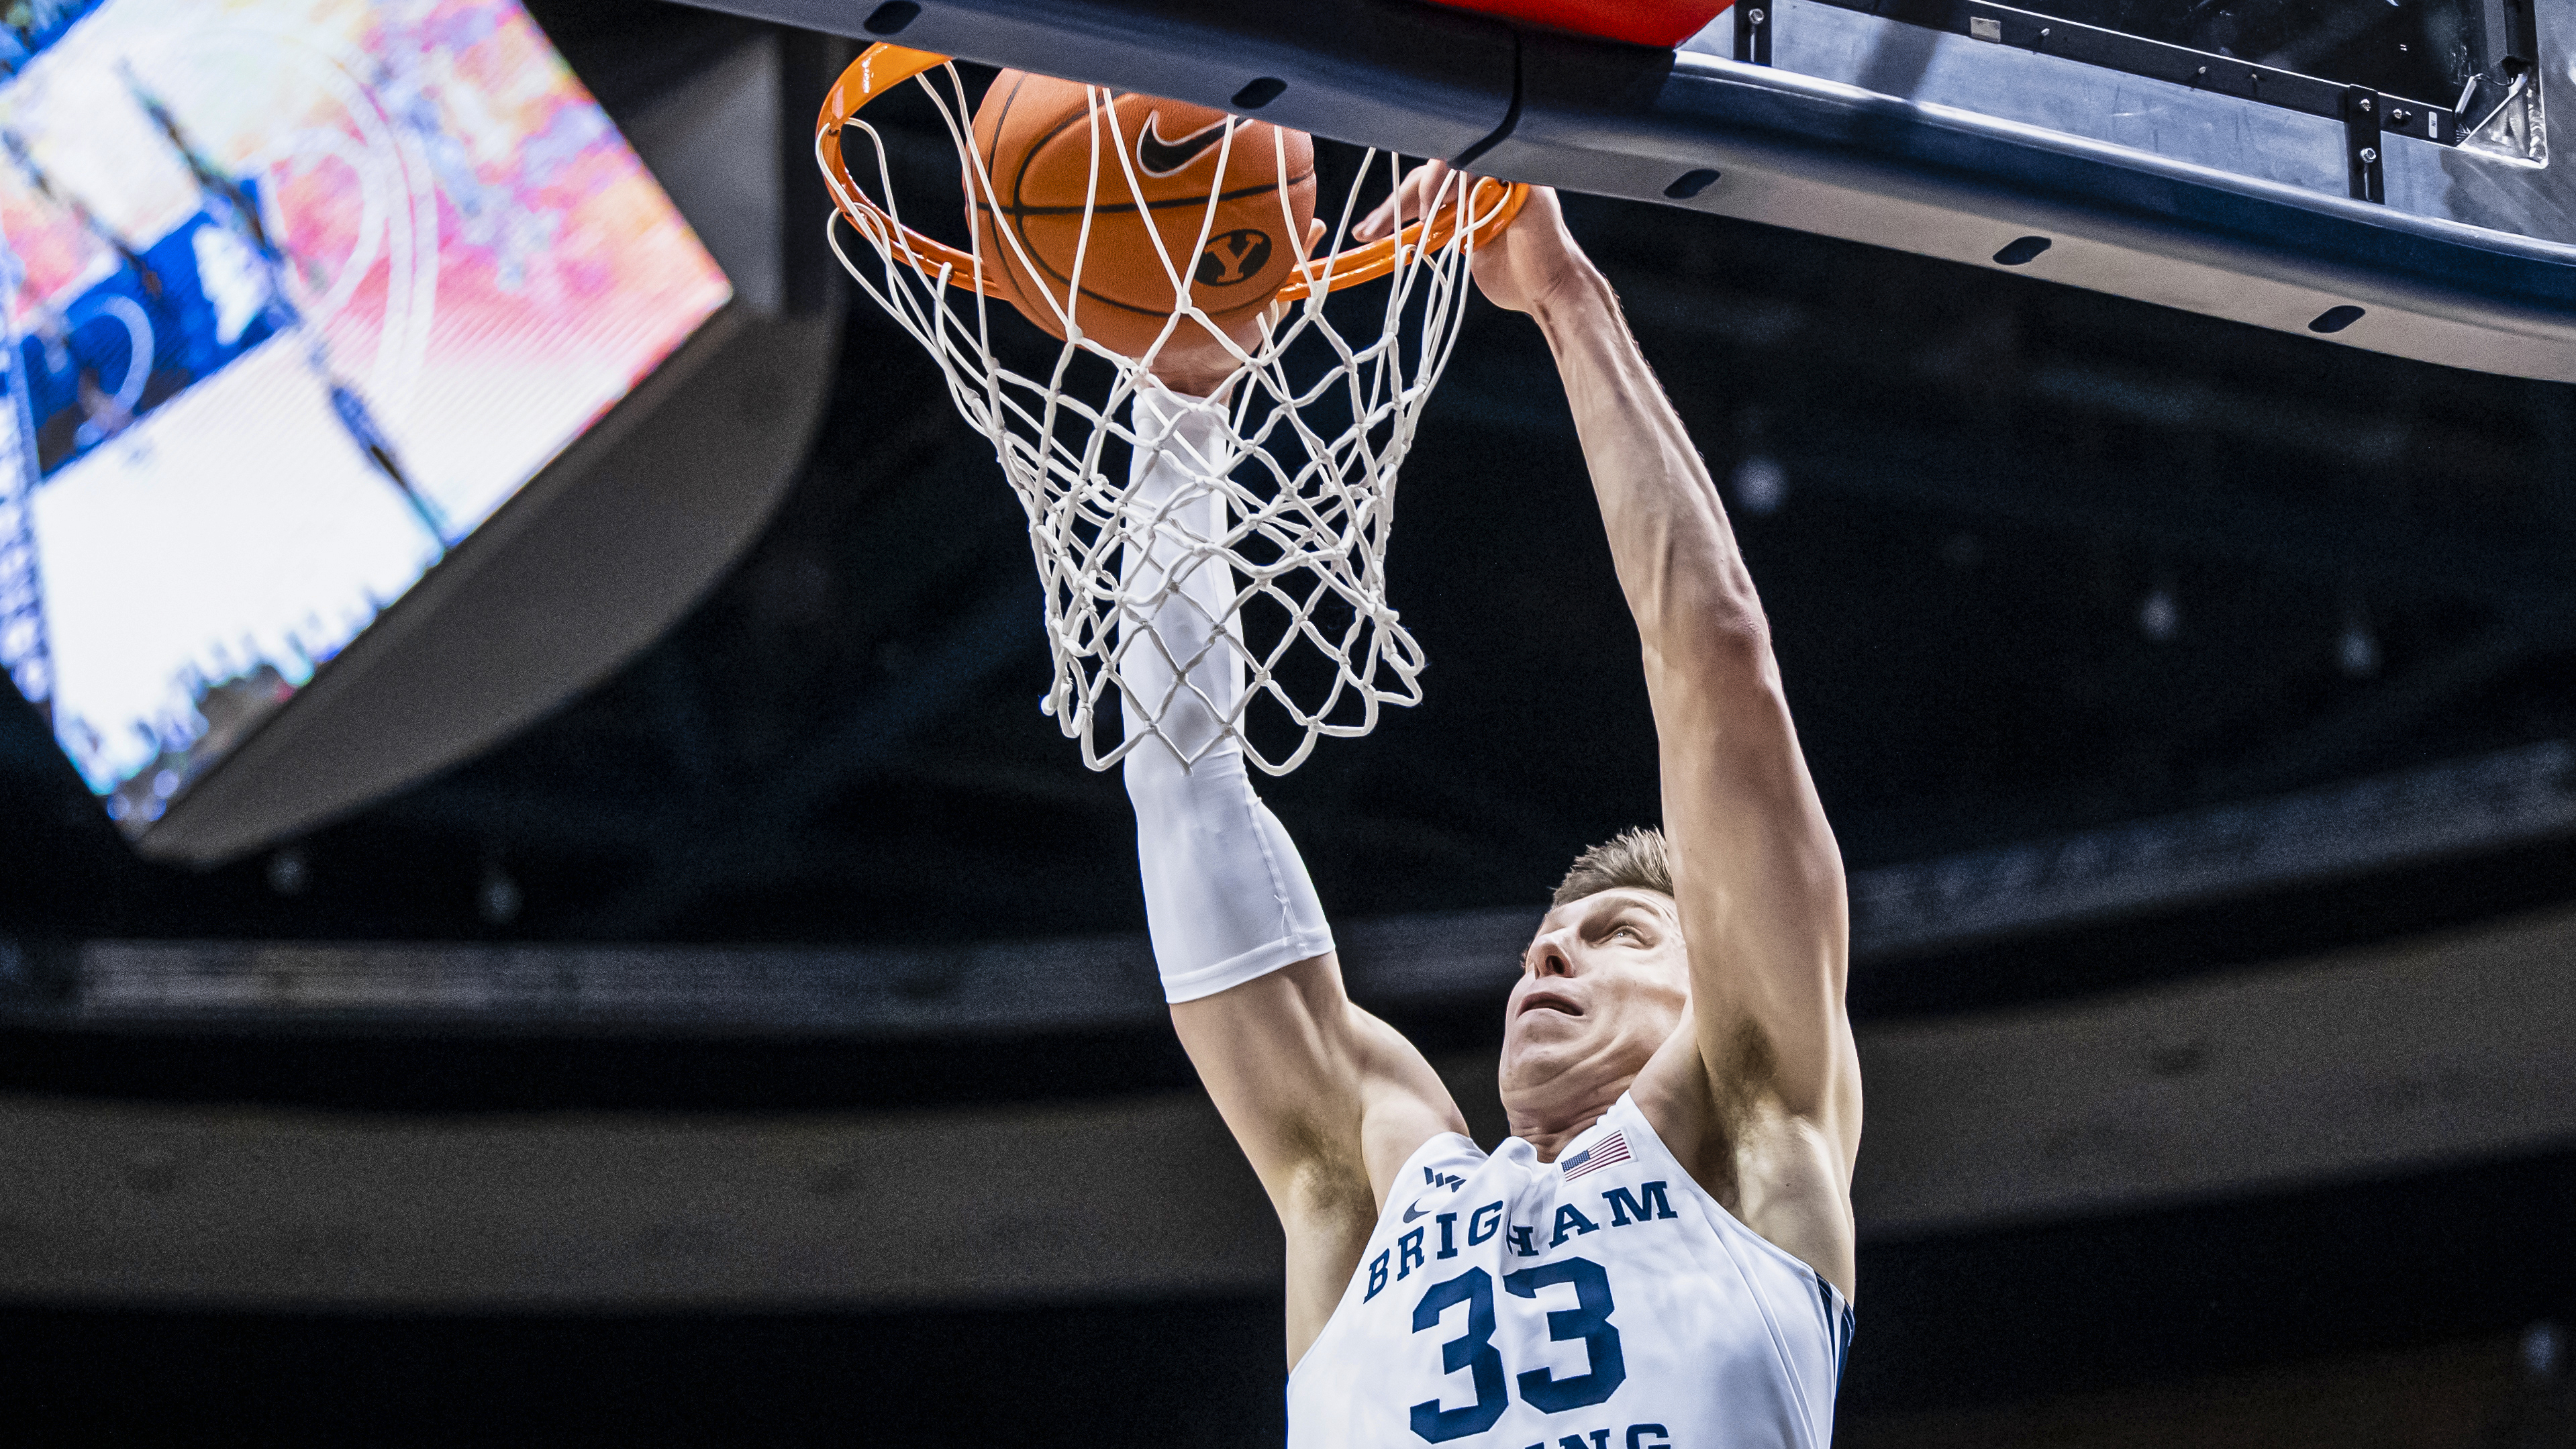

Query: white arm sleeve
left=1120, top=385, right=1333, bottom=1003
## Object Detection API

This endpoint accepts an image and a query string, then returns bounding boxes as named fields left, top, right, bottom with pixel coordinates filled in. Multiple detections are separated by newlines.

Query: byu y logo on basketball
left=1135, top=110, right=1230, bottom=175
left=1195, top=229, right=1271, bottom=287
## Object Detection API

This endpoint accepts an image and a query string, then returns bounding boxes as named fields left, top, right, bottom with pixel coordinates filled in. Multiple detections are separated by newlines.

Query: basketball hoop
left=816, top=44, right=1528, bottom=774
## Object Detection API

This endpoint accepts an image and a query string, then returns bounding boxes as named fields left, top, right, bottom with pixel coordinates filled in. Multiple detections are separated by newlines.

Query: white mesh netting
left=820, top=58, right=1516, bottom=774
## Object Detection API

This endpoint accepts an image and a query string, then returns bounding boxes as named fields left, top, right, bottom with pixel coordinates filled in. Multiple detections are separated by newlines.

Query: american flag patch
left=1560, top=1132, right=1630, bottom=1181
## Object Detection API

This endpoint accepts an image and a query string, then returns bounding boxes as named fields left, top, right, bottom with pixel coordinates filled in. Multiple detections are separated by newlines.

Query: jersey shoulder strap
left=1381, top=1130, right=1489, bottom=1219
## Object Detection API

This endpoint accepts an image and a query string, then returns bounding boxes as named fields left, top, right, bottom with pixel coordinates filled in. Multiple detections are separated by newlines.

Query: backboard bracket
left=2342, top=87, right=2386, bottom=205
left=1810, top=0, right=2461, bottom=147
left=1734, top=1, right=1771, bottom=64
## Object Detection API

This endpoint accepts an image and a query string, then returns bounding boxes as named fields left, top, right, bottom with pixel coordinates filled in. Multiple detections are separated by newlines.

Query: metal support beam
left=1848, top=740, right=2576, bottom=960
left=552, top=573, right=1045, bottom=935
left=1439, top=340, right=2576, bottom=629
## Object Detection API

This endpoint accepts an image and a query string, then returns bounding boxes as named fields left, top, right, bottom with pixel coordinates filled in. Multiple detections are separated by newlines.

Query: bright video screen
left=0, top=0, right=730, bottom=832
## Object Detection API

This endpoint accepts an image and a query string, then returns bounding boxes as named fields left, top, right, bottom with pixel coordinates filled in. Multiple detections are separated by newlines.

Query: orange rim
left=815, top=44, right=1531, bottom=309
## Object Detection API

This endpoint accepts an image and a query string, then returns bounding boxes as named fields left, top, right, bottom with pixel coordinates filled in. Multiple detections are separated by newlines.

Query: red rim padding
left=1417, top=0, right=1731, bottom=48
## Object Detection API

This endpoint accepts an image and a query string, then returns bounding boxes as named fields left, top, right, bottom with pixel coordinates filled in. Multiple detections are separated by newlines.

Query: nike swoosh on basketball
left=1136, top=111, right=1230, bottom=177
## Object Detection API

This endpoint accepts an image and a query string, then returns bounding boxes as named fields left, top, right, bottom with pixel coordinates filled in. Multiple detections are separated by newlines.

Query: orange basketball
left=970, top=71, right=1316, bottom=360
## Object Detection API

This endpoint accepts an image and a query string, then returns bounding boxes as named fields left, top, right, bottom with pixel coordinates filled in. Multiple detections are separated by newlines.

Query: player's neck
left=1504, top=1075, right=1634, bottom=1163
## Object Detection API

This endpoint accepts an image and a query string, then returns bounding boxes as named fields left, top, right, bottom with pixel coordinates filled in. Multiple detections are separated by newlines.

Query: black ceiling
left=1, top=2, right=2571, bottom=999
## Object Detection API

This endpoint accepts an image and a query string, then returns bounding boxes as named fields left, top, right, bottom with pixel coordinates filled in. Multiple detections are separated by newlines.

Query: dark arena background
left=3, top=0, right=2575, bottom=1444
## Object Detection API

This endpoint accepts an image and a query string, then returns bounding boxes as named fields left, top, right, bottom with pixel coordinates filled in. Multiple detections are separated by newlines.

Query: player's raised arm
left=1393, top=172, right=1861, bottom=1292
left=1117, top=382, right=1469, bottom=1362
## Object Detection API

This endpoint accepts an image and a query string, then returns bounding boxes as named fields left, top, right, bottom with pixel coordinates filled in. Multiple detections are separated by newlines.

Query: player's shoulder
left=1345, top=1003, right=1476, bottom=1197
left=1628, top=1027, right=1859, bottom=1295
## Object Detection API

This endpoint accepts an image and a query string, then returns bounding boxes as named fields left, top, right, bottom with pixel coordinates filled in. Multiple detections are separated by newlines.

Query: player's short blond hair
left=1550, top=826, right=1673, bottom=907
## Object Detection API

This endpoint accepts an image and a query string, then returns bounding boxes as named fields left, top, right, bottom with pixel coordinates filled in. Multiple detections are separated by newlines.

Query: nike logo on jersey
left=1136, top=111, right=1230, bottom=176
left=1402, top=1166, right=1467, bottom=1220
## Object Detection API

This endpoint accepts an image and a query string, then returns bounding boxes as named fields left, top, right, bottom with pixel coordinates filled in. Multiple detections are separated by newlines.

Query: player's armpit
left=1728, top=1081, right=1861, bottom=1300
left=1171, top=955, right=1469, bottom=1217
left=1172, top=954, right=1470, bottom=1361
left=1633, top=1002, right=1861, bottom=1299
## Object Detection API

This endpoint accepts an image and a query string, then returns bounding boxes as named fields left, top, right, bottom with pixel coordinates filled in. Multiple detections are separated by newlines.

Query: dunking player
left=1118, top=165, right=1859, bottom=1448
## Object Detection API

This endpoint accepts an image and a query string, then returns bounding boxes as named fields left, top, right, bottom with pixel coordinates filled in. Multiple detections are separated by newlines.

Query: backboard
left=693, top=0, right=2576, bottom=381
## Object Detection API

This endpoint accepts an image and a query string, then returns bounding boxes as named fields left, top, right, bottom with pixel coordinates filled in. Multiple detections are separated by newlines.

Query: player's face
left=1499, top=889, right=1690, bottom=1107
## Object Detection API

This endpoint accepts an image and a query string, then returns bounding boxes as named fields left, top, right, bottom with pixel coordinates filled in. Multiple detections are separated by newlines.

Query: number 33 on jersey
left=1287, top=1095, right=1852, bottom=1449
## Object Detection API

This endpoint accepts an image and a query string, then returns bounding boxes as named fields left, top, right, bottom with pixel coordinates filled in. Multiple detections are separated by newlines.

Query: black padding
left=791, top=0, right=1518, bottom=158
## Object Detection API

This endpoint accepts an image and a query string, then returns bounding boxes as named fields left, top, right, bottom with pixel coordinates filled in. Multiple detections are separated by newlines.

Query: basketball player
left=1117, top=162, right=1858, bottom=1447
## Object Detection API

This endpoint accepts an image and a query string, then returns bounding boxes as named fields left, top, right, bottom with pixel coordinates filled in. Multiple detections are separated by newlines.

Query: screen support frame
left=1786, top=0, right=2464, bottom=204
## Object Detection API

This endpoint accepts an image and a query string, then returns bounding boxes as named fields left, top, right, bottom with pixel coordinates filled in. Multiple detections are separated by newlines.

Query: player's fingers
left=1352, top=187, right=1401, bottom=244
left=1407, top=160, right=1457, bottom=227
left=1353, top=160, right=1451, bottom=242
left=1428, top=162, right=1471, bottom=214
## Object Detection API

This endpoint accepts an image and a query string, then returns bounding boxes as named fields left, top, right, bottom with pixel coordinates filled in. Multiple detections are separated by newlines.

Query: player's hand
left=1352, top=162, right=1588, bottom=318
left=1463, top=181, right=1588, bottom=318
left=1152, top=218, right=1329, bottom=396
left=1145, top=321, right=1244, bottom=397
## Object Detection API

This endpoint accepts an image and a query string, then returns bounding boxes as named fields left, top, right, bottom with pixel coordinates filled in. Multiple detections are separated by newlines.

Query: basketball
left=969, top=70, right=1316, bottom=361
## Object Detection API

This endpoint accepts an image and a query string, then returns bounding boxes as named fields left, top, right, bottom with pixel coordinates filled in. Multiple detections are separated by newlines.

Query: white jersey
left=1287, top=1093, right=1852, bottom=1449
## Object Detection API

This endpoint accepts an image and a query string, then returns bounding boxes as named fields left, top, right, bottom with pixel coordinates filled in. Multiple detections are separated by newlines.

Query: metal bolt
left=2390, top=107, right=2412, bottom=126
left=2360, top=146, right=2379, bottom=162
left=2359, top=96, right=2373, bottom=110
left=1748, top=7, right=1765, bottom=21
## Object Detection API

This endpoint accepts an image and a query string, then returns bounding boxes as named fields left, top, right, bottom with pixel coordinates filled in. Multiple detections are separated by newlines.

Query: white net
left=818, top=50, right=1521, bottom=774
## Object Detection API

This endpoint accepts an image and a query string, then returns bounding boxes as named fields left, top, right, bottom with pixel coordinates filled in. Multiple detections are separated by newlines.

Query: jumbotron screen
left=0, top=0, right=730, bottom=833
